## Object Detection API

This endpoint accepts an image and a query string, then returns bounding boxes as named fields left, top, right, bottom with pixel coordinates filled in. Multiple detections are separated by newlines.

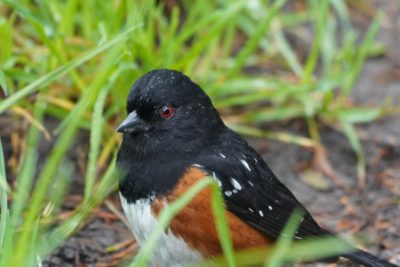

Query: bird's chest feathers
left=119, top=194, right=202, bottom=266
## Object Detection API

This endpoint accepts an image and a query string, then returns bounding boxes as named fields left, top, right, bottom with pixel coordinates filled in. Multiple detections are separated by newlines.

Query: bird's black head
left=116, top=69, right=225, bottom=201
left=117, top=69, right=223, bottom=149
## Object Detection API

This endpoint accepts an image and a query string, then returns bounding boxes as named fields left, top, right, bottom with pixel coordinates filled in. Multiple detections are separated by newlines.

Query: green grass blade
left=266, top=209, right=304, bottom=267
left=26, top=218, right=41, bottom=266
left=329, top=0, right=351, bottom=28
left=210, top=181, right=236, bottom=267
left=0, top=69, right=8, bottom=96
left=301, top=0, right=329, bottom=83
left=0, top=136, right=9, bottom=250
left=274, top=29, right=303, bottom=77
left=0, top=136, right=8, bottom=193
left=11, top=44, right=126, bottom=264
left=202, top=227, right=354, bottom=266
left=320, top=11, right=336, bottom=76
left=342, top=13, right=381, bottom=95
left=334, top=107, right=381, bottom=124
left=248, top=106, right=305, bottom=123
left=54, top=41, right=126, bottom=133
left=229, top=124, right=316, bottom=148
left=342, top=122, right=366, bottom=187
left=9, top=99, right=45, bottom=224
left=38, top=156, right=117, bottom=258
left=57, top=0, right=79, bottom=36
left=0, top=24, right=142, bottom=114
left=0, top=15, right=13, bottom=68
left=229, top=0, right=287, bottom=76
left=84, top=84, right=111, bottom=202
left=0, top=97, right=45, bottom=267
left=282, top=236, right=354, bottom=262
left=5, top=0, right=86, bottom=92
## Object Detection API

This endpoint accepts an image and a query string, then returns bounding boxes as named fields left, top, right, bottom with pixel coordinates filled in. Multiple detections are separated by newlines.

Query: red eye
left=160, top=104, right=174, bottom=119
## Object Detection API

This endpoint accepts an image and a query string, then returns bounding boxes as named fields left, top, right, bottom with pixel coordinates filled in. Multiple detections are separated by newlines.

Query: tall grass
left=0, top=0, right=390, bottom=266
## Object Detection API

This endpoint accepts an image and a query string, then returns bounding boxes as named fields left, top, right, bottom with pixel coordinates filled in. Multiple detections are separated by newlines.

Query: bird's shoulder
left=193, top=128, right=330, bottom=240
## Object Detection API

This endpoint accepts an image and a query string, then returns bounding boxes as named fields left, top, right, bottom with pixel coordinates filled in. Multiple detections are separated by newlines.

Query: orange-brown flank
left=151, top=167, right=271, bottom=257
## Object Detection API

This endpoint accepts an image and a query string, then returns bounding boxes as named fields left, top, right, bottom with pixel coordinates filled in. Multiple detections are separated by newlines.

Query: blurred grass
left=0, top=0, right=393, bottom=266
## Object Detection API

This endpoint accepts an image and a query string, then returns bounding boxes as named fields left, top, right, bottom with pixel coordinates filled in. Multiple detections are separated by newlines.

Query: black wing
left=195, top=129, right=331, bottom=240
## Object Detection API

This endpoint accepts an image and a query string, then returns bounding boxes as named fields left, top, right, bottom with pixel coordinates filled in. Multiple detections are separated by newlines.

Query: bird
left=116, top=69, right=397, bottom=267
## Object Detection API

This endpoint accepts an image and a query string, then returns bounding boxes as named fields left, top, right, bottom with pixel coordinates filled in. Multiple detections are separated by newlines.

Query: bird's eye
left=160, top=104, right=174, bottom=119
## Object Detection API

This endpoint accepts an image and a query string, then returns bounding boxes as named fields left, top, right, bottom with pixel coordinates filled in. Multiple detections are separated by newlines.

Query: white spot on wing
left=219, top=153, right=226, bottom=159
left=268, top=205, right=273, bottom=211
left=225, top=191, right=232, bottom=197
left=240, top=159, right=251, bottom=171
left=191, top=163, right=204, bottom=169
left=230, top=178, right=242, bottom=190
left=248, top=181, right=254, bottom=187
left=212, top=172, right=222, bottom=188
left=259, top=210, right=264, bottom=217
left=248, top=207, right=254, bottom=213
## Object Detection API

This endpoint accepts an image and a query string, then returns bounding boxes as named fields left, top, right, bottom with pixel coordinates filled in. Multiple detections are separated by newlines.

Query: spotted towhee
left=116, top=69, right=397, bottom=267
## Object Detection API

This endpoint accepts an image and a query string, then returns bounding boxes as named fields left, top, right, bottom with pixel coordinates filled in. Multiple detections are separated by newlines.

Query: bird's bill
left=116, top=110, right=149, bottom=134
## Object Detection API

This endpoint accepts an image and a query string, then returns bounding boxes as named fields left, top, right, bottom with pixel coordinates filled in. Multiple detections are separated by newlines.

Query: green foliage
left=0, top=0, right=390, bottom=266
left=0, top=137, right=9, bottom=251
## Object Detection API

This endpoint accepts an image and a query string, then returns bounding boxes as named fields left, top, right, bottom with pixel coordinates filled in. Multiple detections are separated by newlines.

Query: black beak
left=116, top=111, right=150, bottom=134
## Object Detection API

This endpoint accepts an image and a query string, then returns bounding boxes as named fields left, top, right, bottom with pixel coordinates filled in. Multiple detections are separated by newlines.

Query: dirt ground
left=1, top=1, right=399, bottom=267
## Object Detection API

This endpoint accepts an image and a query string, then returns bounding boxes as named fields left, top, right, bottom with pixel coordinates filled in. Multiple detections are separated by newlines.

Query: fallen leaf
left=300, top=168, right=331, bottom=191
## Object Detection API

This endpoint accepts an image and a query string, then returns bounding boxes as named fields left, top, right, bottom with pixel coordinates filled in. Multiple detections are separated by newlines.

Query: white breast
left=119, top=193, right=203, bottom=267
